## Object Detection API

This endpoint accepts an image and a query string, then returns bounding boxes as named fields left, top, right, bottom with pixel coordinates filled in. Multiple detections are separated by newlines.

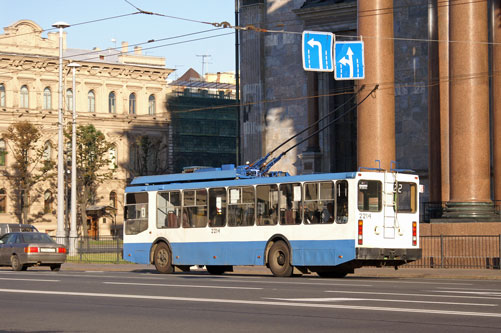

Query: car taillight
left=412, top=221, right=417, bottom=246
left=24, top=247, right=39, bottom=253
left=358, top=220, right=363, bottom=245
left=57, top=247, right=67, bottom=254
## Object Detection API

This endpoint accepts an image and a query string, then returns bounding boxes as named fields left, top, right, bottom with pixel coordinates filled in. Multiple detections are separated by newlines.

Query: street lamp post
left=52, top=21, right=70, bottom=244
left=68, top=62, right=80, bottom=254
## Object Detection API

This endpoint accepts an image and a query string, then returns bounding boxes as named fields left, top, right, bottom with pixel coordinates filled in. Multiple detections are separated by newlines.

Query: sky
left=0, top=0, right=237, bottom=79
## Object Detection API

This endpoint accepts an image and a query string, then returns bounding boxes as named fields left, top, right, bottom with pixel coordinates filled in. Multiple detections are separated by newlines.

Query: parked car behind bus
left=0, top=232, right=66, bottom=271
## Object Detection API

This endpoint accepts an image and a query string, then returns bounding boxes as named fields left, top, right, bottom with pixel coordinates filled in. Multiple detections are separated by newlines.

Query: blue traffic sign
left=302, top=31, right=334, bottom=72
left=334, top=41, right=365, bottom=80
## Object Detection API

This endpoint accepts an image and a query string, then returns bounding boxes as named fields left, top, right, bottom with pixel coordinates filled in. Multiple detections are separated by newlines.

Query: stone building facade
left=0, top=20, right=173, bottom=236
left=239, top=0, right=430, bottom=198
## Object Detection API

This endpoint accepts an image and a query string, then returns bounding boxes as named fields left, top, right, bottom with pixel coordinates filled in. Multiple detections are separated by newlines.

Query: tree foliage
left=65, top=124, right=115, bottom=236
left=127, top=134, right=169, bottom=177
left=1, top=121, right=55, bottom=223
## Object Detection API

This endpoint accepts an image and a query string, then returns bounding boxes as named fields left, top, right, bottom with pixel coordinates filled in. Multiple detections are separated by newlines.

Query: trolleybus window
left=336, top=180, right=348, bottom=223
left=304, top=182, right=335, bottom=224
left=394, top=182, right=417, bottom=213
left=209, top=188, right=227, bottom=227
left=358, top=180, right=382, bottom=212
left=157, top=191, right=181, bottom=228
left=228, top=186, right=255, bottom=227
left=183, top=189, right=207, bottom=228
left=256, top=184, right=278, bottom=225
left=124, top=192, right=148, bottom=235
left=279, top=183, right=302, bottom=225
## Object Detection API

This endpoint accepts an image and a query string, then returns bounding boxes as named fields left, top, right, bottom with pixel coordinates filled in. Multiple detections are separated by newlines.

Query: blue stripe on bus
left=123, top=239, right=356, bottom=267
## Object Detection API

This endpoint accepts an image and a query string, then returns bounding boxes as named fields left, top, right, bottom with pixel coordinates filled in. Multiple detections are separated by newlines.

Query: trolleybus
left=123, top=164, right=421, bottom=277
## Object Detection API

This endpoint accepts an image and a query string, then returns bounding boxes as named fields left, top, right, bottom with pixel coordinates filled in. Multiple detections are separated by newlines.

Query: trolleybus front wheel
left=268, top=241, right=293, bottom=277
left=154, top=243, right=174, bottom=274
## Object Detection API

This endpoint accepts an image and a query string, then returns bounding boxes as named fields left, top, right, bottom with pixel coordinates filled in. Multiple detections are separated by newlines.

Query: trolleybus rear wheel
left=268, top=241, right=293, bottom=277
left=154, top=243, right=174, bottom=274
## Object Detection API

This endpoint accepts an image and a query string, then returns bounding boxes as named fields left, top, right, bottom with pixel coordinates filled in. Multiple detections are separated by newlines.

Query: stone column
left=357, top=0, right=396, bottom=170
left=492, top=1, right=501, bottom=203
left=445, top=0, right=494, bottom=218
left=438, top=0, right=450, bottom=202
left=301, top=72, right=322, bottom=174
left=306, top=72, right=319, bottom=152
left=428, top=0, right=442, bottom=202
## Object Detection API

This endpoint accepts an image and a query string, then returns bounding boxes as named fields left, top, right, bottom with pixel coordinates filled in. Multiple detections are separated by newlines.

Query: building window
left=43, top=87, right=51, bottom=110
left=66, top=89, right=73, bottom=111
left=129, top=93, right=136, bottom=114
left=44, top=190, right=53, bottom=214
left=0, top=139, right=6, bottom=166
left=108, top=91, right=116, bottom=113
left=88, top=90, right=95, bottom=112
left=0, top=188, right=6, bottom=213
left=108, top=145, right=117, bottom=169
left=148, top=94, right=155, bottom=115
left=109, top=191, right=117, bottom=208
left=0, top=84, right=5, bottom=107
left=43, top=141, right=52, bottom=161
left=20, top=85, right=29, bottom=108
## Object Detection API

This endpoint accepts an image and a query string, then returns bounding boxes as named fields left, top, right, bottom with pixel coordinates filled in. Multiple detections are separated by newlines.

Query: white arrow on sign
left=339, top=47, right=354, bottom=78
left=307, top=38, right=324, bottom=70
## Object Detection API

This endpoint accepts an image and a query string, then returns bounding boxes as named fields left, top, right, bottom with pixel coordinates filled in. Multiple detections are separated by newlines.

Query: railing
left=58, top=235, right=501, bottom=268
left=58, top=236, right=126, bottom=264
left=405, top=235, right=501, bottom=269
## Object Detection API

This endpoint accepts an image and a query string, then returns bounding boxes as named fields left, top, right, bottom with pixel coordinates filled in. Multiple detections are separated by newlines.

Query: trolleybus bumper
left=356, top=247, right=422, bottom=267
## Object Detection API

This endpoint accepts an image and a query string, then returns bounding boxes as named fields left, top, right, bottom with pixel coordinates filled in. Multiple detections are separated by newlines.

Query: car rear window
left=21, top=233, right=54, bottom=243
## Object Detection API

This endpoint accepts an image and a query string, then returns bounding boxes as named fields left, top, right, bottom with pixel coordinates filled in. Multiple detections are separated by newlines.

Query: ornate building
left=239, top=0, right=501, bottom=227
left=0, top=20, right=173, bottom=236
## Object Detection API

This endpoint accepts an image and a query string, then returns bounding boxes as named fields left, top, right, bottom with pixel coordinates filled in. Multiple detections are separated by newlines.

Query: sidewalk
left=60, top=262, right=501, bottom=280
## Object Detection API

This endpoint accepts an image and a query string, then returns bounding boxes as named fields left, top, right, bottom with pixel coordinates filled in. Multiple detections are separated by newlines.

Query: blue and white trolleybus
left=123, top=164, right=421, bottom=277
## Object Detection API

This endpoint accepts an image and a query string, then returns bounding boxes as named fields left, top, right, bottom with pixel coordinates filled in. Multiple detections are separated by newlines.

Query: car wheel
left=10, top=255, right=23, bottom=271
left=50, top=264, right=61, bottom=272
left=154, top=243, right=174, bottom=274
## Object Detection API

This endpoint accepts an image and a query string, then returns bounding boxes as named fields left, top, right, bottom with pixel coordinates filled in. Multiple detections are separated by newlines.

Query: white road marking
left=0, top=288, right=500, bottom=318
left=210, top=278, right=373, bottom=287
left=104, top=282, right=262, bottom=290
left=0, top=277, right=60, bottom=282
left=265, top=297, right=496, bottom=307
left=432, top=290, right=501, bottom=297
left=436, top=287, right=501, bottom=292
left=326, top=290, right=501, bottom=300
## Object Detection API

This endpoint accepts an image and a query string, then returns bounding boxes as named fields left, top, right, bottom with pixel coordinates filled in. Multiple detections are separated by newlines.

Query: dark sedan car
left=0, top=232, right=67, bottom=271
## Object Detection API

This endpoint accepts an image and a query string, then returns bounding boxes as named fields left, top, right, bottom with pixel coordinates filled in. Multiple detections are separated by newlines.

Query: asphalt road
left=0, top=266, right=500, bottom=332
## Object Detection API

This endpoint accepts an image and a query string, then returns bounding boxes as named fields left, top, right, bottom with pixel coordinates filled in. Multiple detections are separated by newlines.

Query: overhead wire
left=0, top=0, right=498, bottom=118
